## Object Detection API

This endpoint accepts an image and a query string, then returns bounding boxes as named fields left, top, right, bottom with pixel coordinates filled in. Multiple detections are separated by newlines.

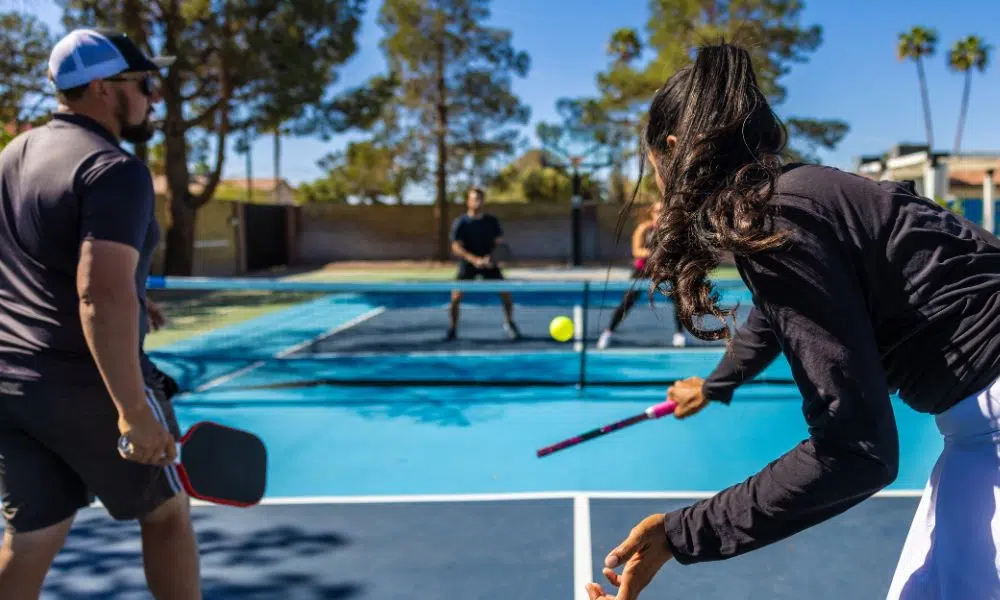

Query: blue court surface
left=42, top=279, right=942, bottom=599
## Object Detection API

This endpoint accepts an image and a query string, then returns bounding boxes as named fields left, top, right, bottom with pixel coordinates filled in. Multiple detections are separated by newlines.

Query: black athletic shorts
left=456, top=260, right=504, bottom=281
left=0, top=370, right=183, bottom=533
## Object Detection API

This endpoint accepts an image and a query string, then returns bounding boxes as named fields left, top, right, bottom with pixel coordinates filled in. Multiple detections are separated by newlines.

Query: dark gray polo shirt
left=0, top=112, right=159, bottom=386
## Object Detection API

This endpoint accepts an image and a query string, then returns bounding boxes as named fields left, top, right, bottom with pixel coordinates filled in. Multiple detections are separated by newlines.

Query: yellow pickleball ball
left=549, top=316, right=574, bottom=342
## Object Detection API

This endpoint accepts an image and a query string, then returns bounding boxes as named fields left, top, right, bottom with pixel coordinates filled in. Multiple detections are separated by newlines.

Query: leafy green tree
left=607, top=27, right=642, bottom=63
left=304, top=97, right=430, bottom=205
left=565, top=0, right=847, bottom=181
left=0, top=11, right=55, bottom=149
left=897, top=26, right=938, bottom=150
left=318, top=141, right=397, bottom=204
left=784, top=118, right=850, bottom=164
left=520, top=166, right=599, bottom=204
left=536, top=98, right=629, bottom=203
left=947, top=35, right=991, bottom=154
left=366, top=101, right=431, bottom=204
left=377, top=0, right=531, bottom=259
left=59, top=0, right=379, bottom=275
left=297, top=173, right=351, bottom=204
left=520, top=167, right=571, bottom=203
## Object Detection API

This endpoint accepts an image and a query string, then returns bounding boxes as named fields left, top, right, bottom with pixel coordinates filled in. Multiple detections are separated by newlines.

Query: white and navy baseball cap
left=48, top=29, right=175, bottom=91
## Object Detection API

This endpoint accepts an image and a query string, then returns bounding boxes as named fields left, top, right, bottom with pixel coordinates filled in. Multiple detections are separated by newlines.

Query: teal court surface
left=42, top=278, right=942, bottom=599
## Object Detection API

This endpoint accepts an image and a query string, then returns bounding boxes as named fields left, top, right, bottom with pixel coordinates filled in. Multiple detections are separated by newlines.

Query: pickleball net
left=144, top=276, right=791, bottom=393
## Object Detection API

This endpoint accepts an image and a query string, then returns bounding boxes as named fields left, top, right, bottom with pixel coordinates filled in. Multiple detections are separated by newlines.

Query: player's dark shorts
left=456, top=261, right=504, bottom=280
left=0, top=368, right=184, bottom=533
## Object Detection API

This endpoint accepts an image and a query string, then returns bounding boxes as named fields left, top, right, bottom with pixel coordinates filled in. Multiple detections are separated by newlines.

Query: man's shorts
left=456, top=261, right=504, bottom=281
left=0, top=372, right=184, bottom=533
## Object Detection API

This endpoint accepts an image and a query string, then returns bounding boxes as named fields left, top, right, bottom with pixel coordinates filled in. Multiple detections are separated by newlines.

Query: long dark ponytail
left=635, top=42, right=789, bottom=341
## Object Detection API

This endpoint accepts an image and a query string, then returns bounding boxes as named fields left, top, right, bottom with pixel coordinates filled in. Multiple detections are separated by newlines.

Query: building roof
left=950, top=169, right=1000, bottom=187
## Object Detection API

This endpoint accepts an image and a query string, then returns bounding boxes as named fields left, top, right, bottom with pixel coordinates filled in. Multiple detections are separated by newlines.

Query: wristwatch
left=118, top=434, right=135, bottom=457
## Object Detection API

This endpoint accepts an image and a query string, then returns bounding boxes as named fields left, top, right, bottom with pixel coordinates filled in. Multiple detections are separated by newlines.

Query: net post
left=577, top=280, right=589, bottom=391
left=573, top=304, right=584, bottom=352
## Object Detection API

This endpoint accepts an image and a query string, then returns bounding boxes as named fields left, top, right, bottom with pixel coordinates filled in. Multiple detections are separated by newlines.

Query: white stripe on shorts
left=144, top=386, right=183, bottom=494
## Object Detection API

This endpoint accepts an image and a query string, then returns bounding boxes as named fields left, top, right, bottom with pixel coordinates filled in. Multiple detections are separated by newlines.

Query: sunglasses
left=105, top=74, right=157, bottom=97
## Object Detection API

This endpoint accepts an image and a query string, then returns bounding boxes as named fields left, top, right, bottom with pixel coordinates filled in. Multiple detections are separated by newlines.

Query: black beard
left=121, top=120, right=155, bottom=144
left=115, top=89, right=156, bottom=145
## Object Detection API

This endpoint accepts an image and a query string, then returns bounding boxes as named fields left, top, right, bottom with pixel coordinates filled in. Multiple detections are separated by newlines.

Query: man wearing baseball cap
left=0, top=29, right=201, bottom=598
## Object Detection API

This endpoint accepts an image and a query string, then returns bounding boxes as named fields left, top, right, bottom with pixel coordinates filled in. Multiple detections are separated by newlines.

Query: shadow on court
left=43, top=508, right=364, bottom=599
left=42, top=496, right=924, bottom=599
left=43, top=500, right=573, bottom=600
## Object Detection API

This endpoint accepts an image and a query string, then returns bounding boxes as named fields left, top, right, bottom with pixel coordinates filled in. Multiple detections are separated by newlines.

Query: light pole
left=570, top=159, right=583, bottom=266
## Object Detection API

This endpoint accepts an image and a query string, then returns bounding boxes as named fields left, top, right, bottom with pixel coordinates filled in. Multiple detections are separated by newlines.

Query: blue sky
left=15, top=0, right=1000, bottom=201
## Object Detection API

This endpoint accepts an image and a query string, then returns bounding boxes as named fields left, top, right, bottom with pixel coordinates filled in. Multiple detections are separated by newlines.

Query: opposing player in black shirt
left=446, top=187, right=520, bottom=341
left=586, top=43, right=1000, bottom=600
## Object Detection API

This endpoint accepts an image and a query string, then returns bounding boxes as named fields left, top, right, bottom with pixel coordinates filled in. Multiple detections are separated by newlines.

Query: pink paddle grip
left=646, top=399, right=678, bottom=419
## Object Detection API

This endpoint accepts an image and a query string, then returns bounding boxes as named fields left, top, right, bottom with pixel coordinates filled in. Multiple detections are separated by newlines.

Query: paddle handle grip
left=118, top=434, right=181, bottom=460
left=646, top=399, right=678, bottom=419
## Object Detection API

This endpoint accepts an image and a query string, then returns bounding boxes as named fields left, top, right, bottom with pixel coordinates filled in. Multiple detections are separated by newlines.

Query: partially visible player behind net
left=445, top=186, right=521, bottom=341
left=597, top=199, right=685, bottom=349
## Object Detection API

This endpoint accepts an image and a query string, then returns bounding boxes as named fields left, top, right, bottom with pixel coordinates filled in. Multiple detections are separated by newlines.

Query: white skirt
left=887, top=374, right=1000, bottom=600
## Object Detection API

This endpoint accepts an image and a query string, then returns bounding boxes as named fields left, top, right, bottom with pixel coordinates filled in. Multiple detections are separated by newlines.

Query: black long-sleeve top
left=663, top=163, right=1000, bottom=564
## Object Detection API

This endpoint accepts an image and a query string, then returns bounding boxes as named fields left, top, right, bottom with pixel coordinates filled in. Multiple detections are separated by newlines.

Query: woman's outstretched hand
left=585, top=513, right=674, bottom=600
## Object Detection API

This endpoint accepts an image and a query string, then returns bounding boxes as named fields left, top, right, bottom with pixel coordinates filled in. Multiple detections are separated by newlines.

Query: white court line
left=88, top=478, right=925, bottom=600
left=90, top=489, right=921, bottom=509
left=86, top=488, right=921, bottom=597
left=192, top=307, right=386, bottom=392
left=294, top=347, right=727, bottom=359
left=297, top=349, right=579, bottom=358
left=89, top=489, right=924, bottom=511
left=587, top=347, right=728, bottom=355
left=574, top=494, right=593, bottom=600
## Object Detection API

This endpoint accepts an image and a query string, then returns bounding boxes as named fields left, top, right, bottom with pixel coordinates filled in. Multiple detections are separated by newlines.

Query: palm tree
left=896, top=26, right=938, bottom=151
left=947, top=35, right=991, bottom=154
